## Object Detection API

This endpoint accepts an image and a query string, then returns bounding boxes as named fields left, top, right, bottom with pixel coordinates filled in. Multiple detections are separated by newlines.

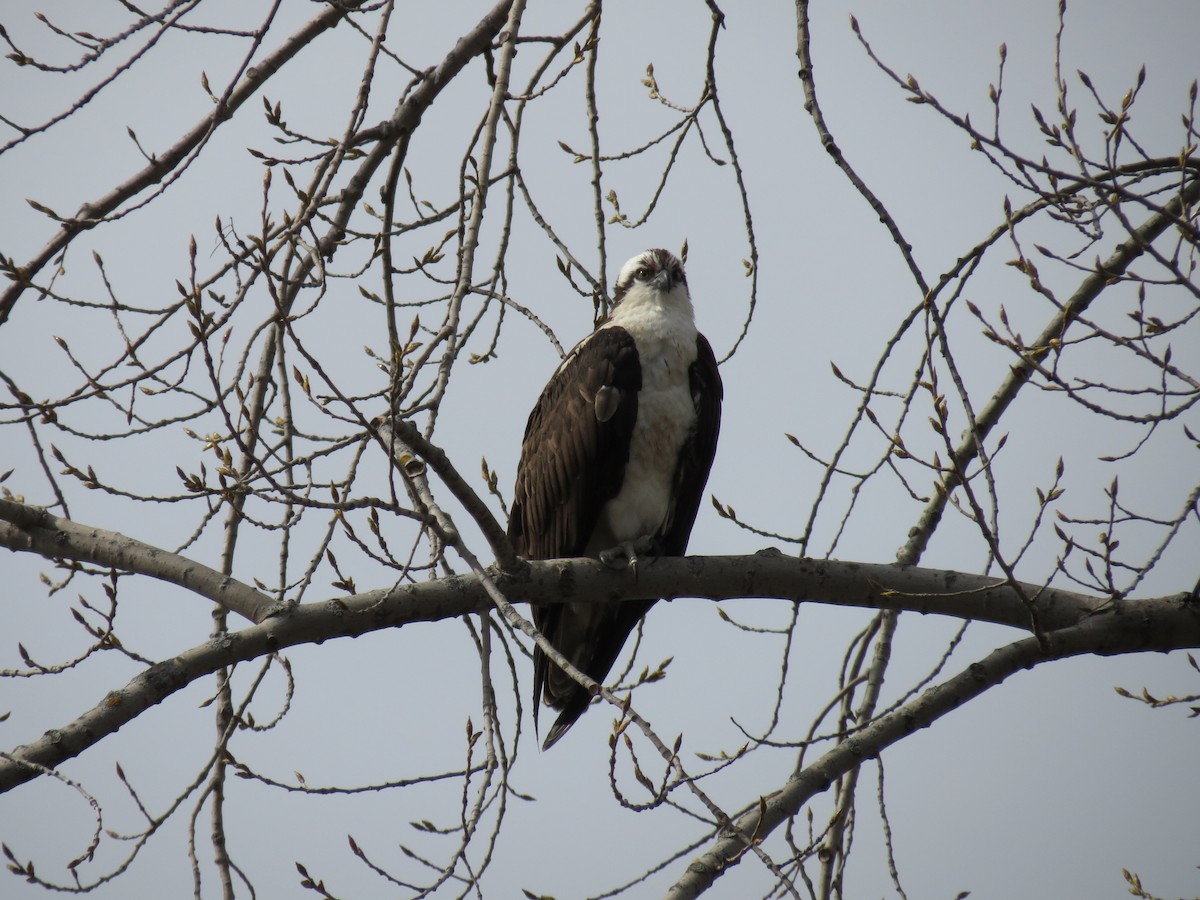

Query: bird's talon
left=599, top=541, right=634, bottom=569
left=599, top=536, right=657, bottom=570
left=599, top=546, right=629, bottom=569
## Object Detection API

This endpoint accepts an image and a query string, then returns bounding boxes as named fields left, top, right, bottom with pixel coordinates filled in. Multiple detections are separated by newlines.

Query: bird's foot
left=598, top=535, right=657, bottom=570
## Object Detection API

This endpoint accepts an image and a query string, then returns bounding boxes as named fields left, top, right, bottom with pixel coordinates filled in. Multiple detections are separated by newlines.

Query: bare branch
left=0, top=498, right=274, bottom=623
left=667, top=598, right=1200, bottom=897
left=3, top=551, right=1192, bottom=795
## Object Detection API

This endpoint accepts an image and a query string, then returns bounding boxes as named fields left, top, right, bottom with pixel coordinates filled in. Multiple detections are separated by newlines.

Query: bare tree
left=1, top=1, right=1197, bottom=898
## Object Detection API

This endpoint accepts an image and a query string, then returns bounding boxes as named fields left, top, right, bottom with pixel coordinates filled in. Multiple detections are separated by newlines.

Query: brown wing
left=660, top=332, right=723, bottom=556
left=507, top=327, right=641, bottom=743
left=508, top=326, right=641, bottom=560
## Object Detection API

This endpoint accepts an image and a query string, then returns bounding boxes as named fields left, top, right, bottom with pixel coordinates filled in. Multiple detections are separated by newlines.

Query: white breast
left=596, top=292, right=698, bottom=545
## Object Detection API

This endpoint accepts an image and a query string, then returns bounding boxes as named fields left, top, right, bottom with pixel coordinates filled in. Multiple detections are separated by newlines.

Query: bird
left=507, top=248, right=722, bottom=749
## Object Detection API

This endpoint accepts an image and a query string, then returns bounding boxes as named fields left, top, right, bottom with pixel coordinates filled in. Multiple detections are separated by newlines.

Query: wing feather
left=508, top=327, right=640, bottom=559
left=507, top=328, right=641, bottom=742
left=661, top=333, right=723, bottom=556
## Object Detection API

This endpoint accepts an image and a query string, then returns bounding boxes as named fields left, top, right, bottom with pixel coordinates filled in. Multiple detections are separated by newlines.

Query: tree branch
left=2, top=547, right=1194, bottom=794
left=665, top=596, right=1200, bottom=897
left=0, top=498, right=275, bottom=623
left=375, top=417, right=517, bottom=571
left=1, top=492, right=1115, bottom=629
left=899, top=174, right=1200, bottom=565
left=0, top=0, right=374, bottom=326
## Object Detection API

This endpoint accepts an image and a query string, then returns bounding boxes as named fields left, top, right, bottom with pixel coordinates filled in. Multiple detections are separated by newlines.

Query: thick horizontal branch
left=0, top=498, right=276, bottom=623
left=2, top=537, right=1197, bottom=793
left=0, top=496, right=1114, bottom=629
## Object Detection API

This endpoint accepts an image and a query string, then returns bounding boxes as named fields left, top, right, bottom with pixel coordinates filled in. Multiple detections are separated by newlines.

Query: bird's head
left=611, top=248, right=689, bottom=312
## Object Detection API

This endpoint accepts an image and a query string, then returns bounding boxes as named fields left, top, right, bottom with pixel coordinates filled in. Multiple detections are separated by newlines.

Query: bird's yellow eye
left=636, top=266, right=651, bottom=280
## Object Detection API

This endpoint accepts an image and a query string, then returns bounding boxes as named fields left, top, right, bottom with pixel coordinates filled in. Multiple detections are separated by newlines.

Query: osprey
left=508, top=248, right=722, bottom=749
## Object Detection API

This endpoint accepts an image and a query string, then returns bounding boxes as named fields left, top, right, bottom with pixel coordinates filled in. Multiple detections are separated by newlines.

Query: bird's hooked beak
left=650, top=267, right=679, bottom=292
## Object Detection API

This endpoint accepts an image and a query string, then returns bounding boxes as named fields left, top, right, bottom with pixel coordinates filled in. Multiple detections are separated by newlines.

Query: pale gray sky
left=2, top=1, right=1197, bottom=897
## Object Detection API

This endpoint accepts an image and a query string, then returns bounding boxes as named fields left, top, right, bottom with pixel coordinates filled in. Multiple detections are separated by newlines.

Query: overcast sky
left=2, top=1, right=1198, bottom=898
